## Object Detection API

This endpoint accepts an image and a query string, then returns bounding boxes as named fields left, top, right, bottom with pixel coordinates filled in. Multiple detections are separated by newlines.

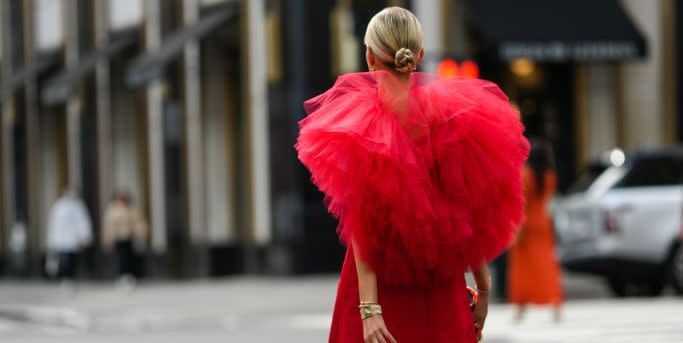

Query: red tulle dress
left=295, top=71, right=529, bottom=343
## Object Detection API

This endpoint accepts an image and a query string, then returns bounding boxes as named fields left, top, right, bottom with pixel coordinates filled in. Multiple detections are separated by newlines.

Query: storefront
left=463, top=0, right=648, bottom=190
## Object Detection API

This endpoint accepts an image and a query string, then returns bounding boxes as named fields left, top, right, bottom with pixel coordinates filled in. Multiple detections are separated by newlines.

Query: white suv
left=553, top=148, right=683, bottom=296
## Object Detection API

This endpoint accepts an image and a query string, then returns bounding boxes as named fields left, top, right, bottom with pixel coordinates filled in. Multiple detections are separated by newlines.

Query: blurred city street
left=0, top=273, right=681, bottom=343
left=2, top=0, right=683, bottom=342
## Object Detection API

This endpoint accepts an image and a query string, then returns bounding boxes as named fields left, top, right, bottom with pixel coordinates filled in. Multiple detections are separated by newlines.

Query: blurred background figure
left=508, top=139, right=564, bottom=322
left=45, top=187, right=93, bottom=283
left=102, top=191, right=148, bottom=287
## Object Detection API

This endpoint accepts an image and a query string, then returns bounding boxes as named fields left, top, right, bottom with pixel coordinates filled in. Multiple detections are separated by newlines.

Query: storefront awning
left=125, top=5, right=237, bottom=87
left=464, top=0, right=647, bottom=61
left=41, top=33, right=137, bottom=105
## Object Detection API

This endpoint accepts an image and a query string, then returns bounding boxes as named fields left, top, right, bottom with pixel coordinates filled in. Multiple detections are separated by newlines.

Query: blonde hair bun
left=394, top=48, right=416, bottom=73
left=364, top=7, right=423, bottom=74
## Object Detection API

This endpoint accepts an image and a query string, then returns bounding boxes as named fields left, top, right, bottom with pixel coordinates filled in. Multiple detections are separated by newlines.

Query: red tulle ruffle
left=296, top=71, right=529, bottom=285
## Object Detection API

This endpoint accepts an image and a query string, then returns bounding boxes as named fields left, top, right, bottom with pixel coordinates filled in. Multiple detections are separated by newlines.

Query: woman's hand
left=363, top=315, right=397, bottom=343
left=472, top=293, right=489, bottom=341
left=472, top=261, right=491, bottom=341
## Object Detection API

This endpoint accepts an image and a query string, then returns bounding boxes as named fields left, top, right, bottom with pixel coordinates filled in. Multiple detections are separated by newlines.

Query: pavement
left=0, top=273, right=681, bottom=342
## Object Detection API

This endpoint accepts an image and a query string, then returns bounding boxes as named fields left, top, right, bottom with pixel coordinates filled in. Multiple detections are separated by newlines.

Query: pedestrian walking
left=102, top=191, right=148, bottom=285
left=507, top=139, right=564, bottom=322
left=45, top=187, right=93, bottom=281
left=296, top=7, right=529, bottom=343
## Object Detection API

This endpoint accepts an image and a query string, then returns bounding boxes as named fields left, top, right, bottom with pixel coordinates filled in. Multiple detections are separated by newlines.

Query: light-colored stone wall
left=578, top=64, right=621, bottom=163
left=34, top=0, right=63, bottom=51
left=618, top=0, right=666, bottom=150
left=202, top=39, right=237, bottom=245
left=111, top=88, right=144, bottom=208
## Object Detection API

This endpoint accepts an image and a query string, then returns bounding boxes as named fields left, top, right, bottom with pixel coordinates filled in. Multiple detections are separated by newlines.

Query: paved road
left=0, top=274, right=680, bottom=342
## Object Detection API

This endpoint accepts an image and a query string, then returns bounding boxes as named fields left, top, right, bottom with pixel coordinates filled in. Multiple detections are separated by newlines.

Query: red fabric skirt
left=329, top=246, right=477, bottom=343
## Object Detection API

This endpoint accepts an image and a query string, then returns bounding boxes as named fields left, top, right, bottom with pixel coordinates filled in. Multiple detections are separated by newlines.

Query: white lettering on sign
left=500, top=41, right=640, bottom=61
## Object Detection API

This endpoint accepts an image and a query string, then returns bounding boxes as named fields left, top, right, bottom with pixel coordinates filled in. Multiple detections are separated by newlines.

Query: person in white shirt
left=46, top=187, right=92, bottom=280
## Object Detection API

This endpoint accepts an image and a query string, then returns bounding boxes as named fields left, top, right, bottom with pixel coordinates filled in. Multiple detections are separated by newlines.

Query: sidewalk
left=0, top=271, right=612, bottom=333
left=0, top=276, right=681, bottom=343
left=0, top=276, right=338, bottom=334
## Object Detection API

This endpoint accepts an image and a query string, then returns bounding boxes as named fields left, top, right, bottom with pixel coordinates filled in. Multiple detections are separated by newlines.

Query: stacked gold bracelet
left=358, top=301, right=382, bottom=319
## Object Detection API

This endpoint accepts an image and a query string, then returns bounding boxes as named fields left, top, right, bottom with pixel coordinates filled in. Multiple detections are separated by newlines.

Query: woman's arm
left=472, top=261, right=491, bottom=341
left=355, top=257, right=379, bottom=303
left=354, top=244, right=397, bottom=343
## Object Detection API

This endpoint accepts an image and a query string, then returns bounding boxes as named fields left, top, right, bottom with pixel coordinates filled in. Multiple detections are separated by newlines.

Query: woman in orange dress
left=508, top=139, right=564, bottom=321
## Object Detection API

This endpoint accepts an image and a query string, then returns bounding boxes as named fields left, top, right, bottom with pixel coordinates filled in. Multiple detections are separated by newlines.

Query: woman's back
left=298, top=71, right=529, bottom=284
left=296, top=7, right=529, bottom=343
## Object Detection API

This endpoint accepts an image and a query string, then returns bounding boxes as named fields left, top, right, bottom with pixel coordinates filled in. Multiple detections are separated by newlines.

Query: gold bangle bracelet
left=359, top=306, right=383, bottom=320
left=361, top=311, right=382, bottom=320
left=358, top=303, right=380, bottom=307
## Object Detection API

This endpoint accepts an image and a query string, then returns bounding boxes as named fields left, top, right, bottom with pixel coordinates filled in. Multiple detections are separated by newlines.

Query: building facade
left=0, top=0, right=260, bottom=278
left=0, top=0, right=679, bottom=278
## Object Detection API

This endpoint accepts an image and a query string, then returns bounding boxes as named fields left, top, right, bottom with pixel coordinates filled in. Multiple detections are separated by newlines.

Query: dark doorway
left=478, top=56, right=577, bottom=192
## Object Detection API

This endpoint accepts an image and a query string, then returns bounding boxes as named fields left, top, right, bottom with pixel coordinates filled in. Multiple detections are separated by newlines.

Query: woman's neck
left=372, top=67, right=411, bottom=83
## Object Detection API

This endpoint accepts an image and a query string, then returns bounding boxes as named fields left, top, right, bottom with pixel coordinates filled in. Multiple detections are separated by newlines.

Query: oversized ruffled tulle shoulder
left=296, top=71, right=529, bottom=285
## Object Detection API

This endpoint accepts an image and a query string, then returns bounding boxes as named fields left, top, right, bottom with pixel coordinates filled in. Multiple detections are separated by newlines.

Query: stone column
left=243, top=0, right=272, bottom=247
left=94, top=0, right=113, bottom=230
left=618, top=0, right=665, bottom=149
left=575, top=64, right=622, bottom=167
left=181, top=0, right=208, bottom=276
left=63, top=0, right=82, bottom=190
left=144, top=0, right=167, bottom=254
left=660, top=0, right=677, bottom=143
left=0, top=0, right=15, bottom=255
left=22, top=0, right=43, bottom=271
left=413, top=0, right=444, bottom=72
left=182, top=0, right=206, bottom=247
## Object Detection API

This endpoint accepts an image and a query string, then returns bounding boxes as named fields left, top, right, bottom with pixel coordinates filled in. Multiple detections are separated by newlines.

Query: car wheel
left=637, top=280, right=664, bottom=297
left=607, top=277, right=627, bottom=297
left=672, top=244, right=683, bottom=295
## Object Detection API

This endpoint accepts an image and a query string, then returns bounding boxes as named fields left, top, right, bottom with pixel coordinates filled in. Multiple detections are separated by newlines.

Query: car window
left=587, top=166, right=627, bottom=197
left=615, top=156, right=683, bottom=188
left=568, top=163, right=608, bottom=194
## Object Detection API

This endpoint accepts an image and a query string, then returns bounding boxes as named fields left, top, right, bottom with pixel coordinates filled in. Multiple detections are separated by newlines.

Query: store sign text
left=500, top=41, right=640, bottom=61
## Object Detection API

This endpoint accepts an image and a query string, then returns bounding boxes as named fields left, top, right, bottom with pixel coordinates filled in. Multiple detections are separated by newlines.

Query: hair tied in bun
left=394, top=48, right=416, bottom=73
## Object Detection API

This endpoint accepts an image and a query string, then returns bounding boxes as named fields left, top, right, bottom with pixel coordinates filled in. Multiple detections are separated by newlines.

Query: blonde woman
left=296, top=7, right=529, bottom=343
